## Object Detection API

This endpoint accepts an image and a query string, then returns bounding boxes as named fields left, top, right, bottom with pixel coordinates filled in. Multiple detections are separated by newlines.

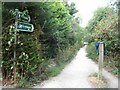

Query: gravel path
left=34, top=46, right=118, bottom=88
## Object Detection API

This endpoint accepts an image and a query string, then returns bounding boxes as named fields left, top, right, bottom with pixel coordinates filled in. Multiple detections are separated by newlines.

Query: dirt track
left=34, top=46, right=118, bottom=88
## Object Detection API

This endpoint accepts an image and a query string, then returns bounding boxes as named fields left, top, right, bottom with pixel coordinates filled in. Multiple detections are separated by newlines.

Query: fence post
left=98, top=42, right=104, bottom=80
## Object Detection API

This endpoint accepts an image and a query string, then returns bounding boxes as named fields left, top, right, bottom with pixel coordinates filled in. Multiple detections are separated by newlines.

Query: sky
left=68, top=0, right=108, bottom=27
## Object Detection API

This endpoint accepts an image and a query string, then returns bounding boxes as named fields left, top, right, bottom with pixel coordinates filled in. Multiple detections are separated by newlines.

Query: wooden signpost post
left=98, top=42, right=104, bottom=80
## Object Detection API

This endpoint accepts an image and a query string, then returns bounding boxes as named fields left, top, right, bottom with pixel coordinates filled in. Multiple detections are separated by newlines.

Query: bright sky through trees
left=68, top=0, right=108, bottom=27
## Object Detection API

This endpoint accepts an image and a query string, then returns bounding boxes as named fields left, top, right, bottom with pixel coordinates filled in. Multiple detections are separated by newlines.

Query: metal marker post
left=13, top=9, right=18, bottom=84
left=98, top=42, right=104, bottom=80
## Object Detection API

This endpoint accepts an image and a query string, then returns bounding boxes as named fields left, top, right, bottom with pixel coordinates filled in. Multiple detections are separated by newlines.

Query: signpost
left=13, top=9, right=34, bottom=84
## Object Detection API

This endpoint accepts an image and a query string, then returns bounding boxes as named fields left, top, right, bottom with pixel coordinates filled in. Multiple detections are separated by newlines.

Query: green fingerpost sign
left=16, top=21, right=34, bottom=32
left=18, top=10, right=31, bottom=22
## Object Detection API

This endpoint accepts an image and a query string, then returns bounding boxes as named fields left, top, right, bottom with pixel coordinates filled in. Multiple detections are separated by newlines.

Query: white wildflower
left=8, top=41, right=11, bottom=45
left=19, top=55, right=22, bottom=59
left=26, top=54, right=29, bottom=59
left=10, top=25, right=13, bottom=29
left=11, top=66, right=13, bottom=69
left=5, top=48, right=9, bottom=51
left=23, top=52, right=25, bottom=56
left=17, top=41, right=20, bottom=44
left=10, top=38, right=13, bottom=42
left=21, top=43, right=23, bottom=45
